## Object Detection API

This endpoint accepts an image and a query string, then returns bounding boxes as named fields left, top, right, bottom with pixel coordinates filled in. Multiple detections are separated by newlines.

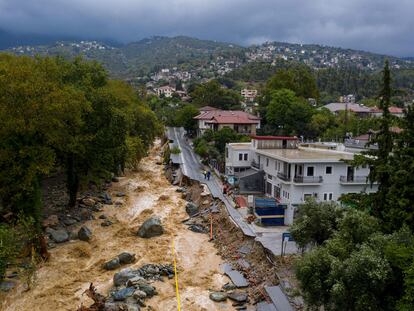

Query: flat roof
left=251, top=135, right=297, bottom=141
left=228, top=142, right=251, bottom=150
left=255, top=147, right=354, bottom=163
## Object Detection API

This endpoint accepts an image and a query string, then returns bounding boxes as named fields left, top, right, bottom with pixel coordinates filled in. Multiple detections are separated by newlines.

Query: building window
left=325, top=166, right=333, bottom=175
left=307, top=166, right=314, bottom=177
left=275, top=161, right=278, bottom=171
left=238, top=153, right=243, bottom=161
left=304, top=194, right=312, bottom=200
left=226, top=148, right=229, bottom=158
left=268, top=174, right=273, bottom=180
left=244, top=153, right=248, bottom=161
left=266, top=158, right=269, bottom=167
left=323, top=193, right=333, bottom=201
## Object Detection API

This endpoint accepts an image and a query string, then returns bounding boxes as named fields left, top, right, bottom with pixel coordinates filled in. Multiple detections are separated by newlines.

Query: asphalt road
left=167, top=127, right=255, bottom=237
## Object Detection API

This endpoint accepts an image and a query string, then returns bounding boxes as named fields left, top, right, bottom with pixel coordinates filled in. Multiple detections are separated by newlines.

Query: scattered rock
left=82, top=197, right=96, bottom=207
left=104, top=258, right=121, bottom=270
left=185, top=202, right=199, bottom=216
left=80, top=208, right=92, bottom=220
left=137, top=283, right=156, bottom=297
left=137, top=217, right=164, bottom=238
left=133, top=290, right=147, bottom=299
left=188, top=224, right=207, bottom=233
left=118, top=252, right=136, bottom=264
left=222, top=282, right=237, bottom=291
left=113, top=269, right=139, bottom=287
left=0, top=280, right=16, bottom=292
left=228, top=291, right=248, bottom=303
left=47, top=228, right=69, bottom=243
left=99, top=192, right=113, bottom=205
left=202, top=200, right=209, bottom=205
left=99, top=214, right=107, bottom=219
left=116, top=192, right=126, bottom=197
left=112, top=287, right=135, bottom=301
left=101, top=220, right=113, bottom=227
left=176, top=187, right=186, bottom=193
left=112, top=176, right=120, bottom=182
left=114, top=201, right=123, bottom=206
left=69, top=231, right=78, bottom=240
left=42, top=215, right=59, bottom=228
left=62, top=217, right=77, bottom=226
left=209, top=292, right=227, bottom=302
left=126, top=276, right=146, bottom=287
left=78, top=226, right=92, bottom=241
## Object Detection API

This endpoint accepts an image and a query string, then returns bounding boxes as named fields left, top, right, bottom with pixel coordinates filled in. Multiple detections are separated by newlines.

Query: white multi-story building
left=225, top=136, right=378, bottom=225
left=241, top=89, right=258, bottom=102
left=154, top=86, right=176, bottom=98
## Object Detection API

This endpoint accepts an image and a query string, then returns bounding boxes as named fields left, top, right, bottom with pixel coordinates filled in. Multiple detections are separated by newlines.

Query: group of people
left=202, top=169, right=211, bottom=180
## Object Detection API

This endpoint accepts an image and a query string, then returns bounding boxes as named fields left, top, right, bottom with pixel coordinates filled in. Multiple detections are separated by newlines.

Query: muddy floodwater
left=1, top=142, right=231, bottom=311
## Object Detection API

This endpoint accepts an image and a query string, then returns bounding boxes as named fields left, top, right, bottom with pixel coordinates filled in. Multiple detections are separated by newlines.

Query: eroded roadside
left=1, top=142, right=230, bottom=311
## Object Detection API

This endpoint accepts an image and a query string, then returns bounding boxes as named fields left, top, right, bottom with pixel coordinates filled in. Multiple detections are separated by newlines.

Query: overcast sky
left=0, top=0, right=412, bottom=56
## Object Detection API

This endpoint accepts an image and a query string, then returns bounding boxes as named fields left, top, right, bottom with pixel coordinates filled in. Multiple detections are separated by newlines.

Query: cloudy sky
left=0, top=0, right=412, bottom=56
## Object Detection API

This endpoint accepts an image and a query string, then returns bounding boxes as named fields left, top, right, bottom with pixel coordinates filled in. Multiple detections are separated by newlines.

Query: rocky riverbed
left=1, top=141, right=231, bottom=311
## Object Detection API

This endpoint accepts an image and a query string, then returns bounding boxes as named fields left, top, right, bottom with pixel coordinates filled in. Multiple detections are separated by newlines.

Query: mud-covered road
left=1, top=142, right=231, bottom=311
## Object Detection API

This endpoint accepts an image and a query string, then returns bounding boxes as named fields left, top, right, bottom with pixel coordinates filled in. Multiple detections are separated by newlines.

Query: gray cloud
left=0, top=0, right=412, bottom=56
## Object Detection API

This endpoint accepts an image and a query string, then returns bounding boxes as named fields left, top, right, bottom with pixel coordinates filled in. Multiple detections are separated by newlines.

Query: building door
left=266, top=182, right=272, bottom=196
left=347, top=166, right=354, bottom=181
left=282, top=140, right=287, bottom=149
left=274, top=185, right=281, bottom=200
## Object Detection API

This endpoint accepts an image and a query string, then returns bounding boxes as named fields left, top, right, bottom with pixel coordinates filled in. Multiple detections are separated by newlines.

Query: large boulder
left=228, top=291, right=248, bottom=303
left=118, top=252, right=136, bottom=264
left=113, top=269, right=139, bottom=287
left=209, top=292, right=227, bottom=302
left=112, top=287, right=135, bottom=301
left=78, top=226, right=92, bottom=241
left=185, top=202, right=199, bottom=216
left=47, top=228, right=69, bottom=243
left=137, top=217, right=164, bottom=238
left=104, top=258, right=121, bottom=270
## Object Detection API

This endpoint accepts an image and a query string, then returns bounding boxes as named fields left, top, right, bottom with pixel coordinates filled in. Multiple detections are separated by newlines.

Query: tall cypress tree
left=369, top=60, right=393, bottom=219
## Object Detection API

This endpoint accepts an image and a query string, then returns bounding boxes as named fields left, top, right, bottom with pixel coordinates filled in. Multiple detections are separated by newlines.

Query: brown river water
left=1, top=142, right=231, bottom=311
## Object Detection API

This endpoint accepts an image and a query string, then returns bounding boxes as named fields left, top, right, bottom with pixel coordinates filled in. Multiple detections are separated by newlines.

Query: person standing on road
left=203, top=170, right=207, bottom=179
left=207, top=170, right=211, bottom=180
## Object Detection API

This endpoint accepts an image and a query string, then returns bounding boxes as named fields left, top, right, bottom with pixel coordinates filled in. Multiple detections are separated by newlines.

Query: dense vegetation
left=0, top=54, right=161, bottom=280
left=290, top=62, right=414, bottom=311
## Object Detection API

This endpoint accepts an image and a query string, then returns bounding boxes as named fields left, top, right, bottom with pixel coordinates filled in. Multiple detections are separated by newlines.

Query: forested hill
left=2, top=35, right=413, bottom=79
left=2, top=36, right=244, bottom=78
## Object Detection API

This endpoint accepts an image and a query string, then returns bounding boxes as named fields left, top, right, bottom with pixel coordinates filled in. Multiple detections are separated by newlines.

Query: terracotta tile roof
left=370, top=106, right=404, bottom=114
left=194, top=110, right=261, bottom=124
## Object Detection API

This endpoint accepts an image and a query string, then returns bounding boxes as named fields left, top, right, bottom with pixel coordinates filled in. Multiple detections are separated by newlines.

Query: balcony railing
left=277, top=172, right=291, bottom=181
left=293, top=176, right=323, bottom=183
left=340, top=176, right=368, bottom=183
left=251, top=161, right=263, bottom=170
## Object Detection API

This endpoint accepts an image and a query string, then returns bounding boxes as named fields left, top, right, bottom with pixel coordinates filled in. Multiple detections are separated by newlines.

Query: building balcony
left=277, top=172, right=291, bottom=181
left=293, top=176, right=323, bottom=184
left=340, top=175, right=368, bottom=184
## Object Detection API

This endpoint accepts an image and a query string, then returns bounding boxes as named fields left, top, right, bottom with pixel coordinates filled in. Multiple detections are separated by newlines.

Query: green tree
left=290, top=200, right=343, bottom=248
left=190, top=80, right=241, bottom=109
left=175, top=104, right=199, bottom=135
left=266, top=89, right=314, bottom=136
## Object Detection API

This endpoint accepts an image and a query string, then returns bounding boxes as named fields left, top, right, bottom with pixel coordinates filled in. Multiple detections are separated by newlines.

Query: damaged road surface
left=1, top=141, right=232, bottom=311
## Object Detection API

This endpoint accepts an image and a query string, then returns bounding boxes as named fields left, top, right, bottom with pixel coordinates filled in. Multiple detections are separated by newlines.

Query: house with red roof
left=370, top=106, right=404, bottom=118
left=194, top=109, right=261, bottom=136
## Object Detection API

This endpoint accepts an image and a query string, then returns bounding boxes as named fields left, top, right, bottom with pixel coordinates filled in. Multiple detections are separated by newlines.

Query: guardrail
left=293, top=176, right=323, bottom=183
left=340, top=175, right=368, bottom=183
left=277, top=172, right=290, bottom=181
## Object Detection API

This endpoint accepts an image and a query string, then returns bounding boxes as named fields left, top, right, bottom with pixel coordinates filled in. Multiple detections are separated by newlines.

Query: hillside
left=2, top=35, right=413, bottom=80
